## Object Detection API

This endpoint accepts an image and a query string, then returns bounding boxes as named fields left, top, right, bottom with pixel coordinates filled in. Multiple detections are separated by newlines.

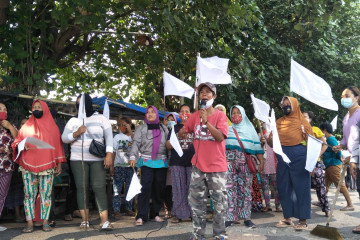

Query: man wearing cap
left=178, top=82, right=228, bottom=240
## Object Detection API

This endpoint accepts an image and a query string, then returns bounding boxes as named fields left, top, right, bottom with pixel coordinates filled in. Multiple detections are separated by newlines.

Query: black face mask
left=33, top=110, right=43, bottom=119
left=282, top=106, right=292, bottom=115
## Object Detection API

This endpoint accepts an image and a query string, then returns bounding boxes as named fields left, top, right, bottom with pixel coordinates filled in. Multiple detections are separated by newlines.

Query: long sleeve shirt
left=62, top=113, right=113, bottom=161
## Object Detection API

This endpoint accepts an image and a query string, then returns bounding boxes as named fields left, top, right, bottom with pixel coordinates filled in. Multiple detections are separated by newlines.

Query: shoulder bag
left=89, top=139, right=106, bottom=158
left=232, top=127, right=257, bottom=174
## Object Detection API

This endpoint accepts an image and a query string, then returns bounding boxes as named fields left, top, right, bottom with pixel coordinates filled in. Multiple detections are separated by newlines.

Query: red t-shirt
left=184, top=109, right=228, bottom=172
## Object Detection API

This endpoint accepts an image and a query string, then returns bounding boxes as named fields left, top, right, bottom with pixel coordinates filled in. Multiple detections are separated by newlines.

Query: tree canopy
left=0, top=0, right=360, bottom=126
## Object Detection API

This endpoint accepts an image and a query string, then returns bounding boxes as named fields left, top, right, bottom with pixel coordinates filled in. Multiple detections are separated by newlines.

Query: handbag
left=232, top=127, right=257, bottom=174
left=89, top=139, right=106, bottom=158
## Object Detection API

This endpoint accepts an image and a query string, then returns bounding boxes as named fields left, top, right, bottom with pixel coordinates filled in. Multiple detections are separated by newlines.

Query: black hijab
left=76, top=94, right=94, bottom=117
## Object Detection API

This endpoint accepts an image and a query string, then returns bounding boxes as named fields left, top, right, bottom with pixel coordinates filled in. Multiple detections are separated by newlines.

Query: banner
left=305, top=135, right=323, bottom=172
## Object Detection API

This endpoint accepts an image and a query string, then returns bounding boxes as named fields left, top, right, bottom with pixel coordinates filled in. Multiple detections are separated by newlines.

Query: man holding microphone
left=178, top=82, right=228, bottom=240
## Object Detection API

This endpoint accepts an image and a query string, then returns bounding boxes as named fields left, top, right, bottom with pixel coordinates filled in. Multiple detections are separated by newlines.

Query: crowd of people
left=1, top=84, right=360, bottom=239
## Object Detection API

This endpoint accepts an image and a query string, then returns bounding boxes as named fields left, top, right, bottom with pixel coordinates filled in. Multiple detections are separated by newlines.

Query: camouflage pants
left=188, top=166, right=227, bottom=238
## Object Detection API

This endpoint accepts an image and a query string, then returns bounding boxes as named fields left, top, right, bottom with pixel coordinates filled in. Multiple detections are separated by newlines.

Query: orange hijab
left=276, top=97, right=313, bottom=146
left=12, top=100, right=66, bottom=172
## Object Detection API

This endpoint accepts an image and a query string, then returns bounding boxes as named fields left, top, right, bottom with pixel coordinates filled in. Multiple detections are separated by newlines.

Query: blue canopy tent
left=92, top=96, right=179, bottom=121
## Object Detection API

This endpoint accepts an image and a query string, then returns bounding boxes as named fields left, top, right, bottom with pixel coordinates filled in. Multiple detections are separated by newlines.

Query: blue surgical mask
left=167, top=121, right=176, bottom=129
left=341, top=98, right=354, bottom=109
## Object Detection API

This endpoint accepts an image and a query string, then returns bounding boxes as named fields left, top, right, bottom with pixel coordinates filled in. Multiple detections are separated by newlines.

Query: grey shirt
left=129, top=124, right=168, bottom=162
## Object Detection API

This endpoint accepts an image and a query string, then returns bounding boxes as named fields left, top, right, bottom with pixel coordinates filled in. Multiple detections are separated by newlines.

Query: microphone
left=200, top=100, right=206, bottom=125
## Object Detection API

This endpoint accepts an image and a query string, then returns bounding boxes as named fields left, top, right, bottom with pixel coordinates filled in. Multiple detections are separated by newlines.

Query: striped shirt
left=62, top=113, right=113, bottom=161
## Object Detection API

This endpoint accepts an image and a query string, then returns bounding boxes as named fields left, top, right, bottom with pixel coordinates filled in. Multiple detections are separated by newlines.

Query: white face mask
left=205, top=98, right=214, bottom=109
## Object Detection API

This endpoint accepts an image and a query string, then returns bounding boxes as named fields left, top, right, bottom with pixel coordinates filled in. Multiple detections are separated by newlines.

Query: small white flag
left=290, top=59, right=338, bottom=111
left=270, top=109, right=291, bottom=164
left=103, top=99, right=110, bottom=120
left=331, top=115, right=338, bottom=131
left=250, top=93, right=270, bottom=124
left=170, top=127, right=183, bottom=157
left=15, top=137, right=55, bottom=161
left=126, top=172, right=142, bottom=201
left=305, top=135, right=323, bottom=172
left=163, top=71, right=194, bottom=99
left=78, top=94, right=86, bottom=122
left=196, top=56, right=232, bottom=86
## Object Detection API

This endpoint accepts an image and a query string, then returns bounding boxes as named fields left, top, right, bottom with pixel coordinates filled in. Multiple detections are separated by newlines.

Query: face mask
left=205, top=98, right=214, bottom=109
left=167, top=121, right=176, bottom=129
left=33, top=110, right=43, bottom=119
left=341, top=98, right=354, bottom=109
left=179, top=113, right=191, bottom=121
left=231, top=115, right=242, bottom=124
left=282, top=106, right=292, bottom=115
left=0, top=112, right=7, bottom=121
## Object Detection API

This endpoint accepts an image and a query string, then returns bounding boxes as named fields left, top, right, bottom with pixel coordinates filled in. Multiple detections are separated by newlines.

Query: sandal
left=135, top=218, right=143, bottom=226
left=42, top=224, right=52, bottom=232
left=100, top=221, right=113, bottom=231
left=64, top=214, right=73, bottom=221
left=340, top=206, right=355, bottom=211
left=113, top=212, right=121, bottom=220
left=275, top=207, right=283, bottom=212
left=262, top=206, right=272, bottom=212
left=171, top=217, right=182, bottom=223
left=294, top=222, right=308, bottom=231
left=352, top=225, right=360, bottom=234
left=154, top=216, right=165, bottom=222
left=275, top=219, right=294, bottom=228
left=80, top=221, right=89, bottom=229
left=125, top=210, right=136, bottom=216
left=22, top=226, right=34, bottom=233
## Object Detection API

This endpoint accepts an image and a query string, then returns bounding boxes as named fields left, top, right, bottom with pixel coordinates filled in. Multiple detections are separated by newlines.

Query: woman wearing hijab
left=166, top=104, right=194, bottom=223
left=62, top=94, right=114, bottom=230
left=215, top=104, right=232, bottom=126
left=163, top=113, right=177, bottom=218
left=225, top=105, right=264, bottom=228
left=129, top=106, right=169, bottom=226
left=0, top=102, right=18, bottom=231
left=12, top=100, right=65, bottom=233
left=267, top=97, right=313, bottom=230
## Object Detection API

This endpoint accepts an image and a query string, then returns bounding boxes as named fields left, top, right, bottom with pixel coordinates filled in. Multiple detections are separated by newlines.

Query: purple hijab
left=144, top=106, right=162, bottom=160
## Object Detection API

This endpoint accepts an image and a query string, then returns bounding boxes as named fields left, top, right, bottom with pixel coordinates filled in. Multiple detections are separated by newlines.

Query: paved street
left=1, top=187, right=360, bottom=240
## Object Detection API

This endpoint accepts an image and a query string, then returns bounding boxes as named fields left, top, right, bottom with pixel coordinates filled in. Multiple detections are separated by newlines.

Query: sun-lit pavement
left=1, top=188, right=360, bottom=240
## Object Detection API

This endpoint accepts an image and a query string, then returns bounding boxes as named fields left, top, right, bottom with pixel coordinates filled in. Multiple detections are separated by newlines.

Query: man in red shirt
left=179, top=82, right=228, bottom=240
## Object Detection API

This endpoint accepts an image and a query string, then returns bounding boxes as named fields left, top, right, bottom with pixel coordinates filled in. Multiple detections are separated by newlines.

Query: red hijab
left=12, top=100, right=65, bottom=172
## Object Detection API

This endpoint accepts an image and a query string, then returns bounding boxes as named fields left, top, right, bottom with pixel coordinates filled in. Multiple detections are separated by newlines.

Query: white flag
left=331, top=115, right=338, bottom=131
left=126, top=172, right=142, bottom=201
left=196, top=56, right=232, bottom=86
left=250, top=93, right=270, bottom=124
left=270, top=109, right=291, bottom=164
left=103, top=99, right=110, bottom=120
left=15, top=137, right=55, bottom=161
left=163, top=71, right=194, bottom=99
left=290, top=59, right=338, bottom=111
left=78, top=94, right=86, bottom=122
left=305, top=135, right=323, bottom=172
left=170, top=127, right=183, bottom=157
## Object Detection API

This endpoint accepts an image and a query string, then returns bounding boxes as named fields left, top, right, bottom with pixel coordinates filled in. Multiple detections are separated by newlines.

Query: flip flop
left=340, top=206, right=355, bottom=211
left=22, top=226, right=34, bottom=233
left=294, top=222, right=308, bottom=231
left=275, top=219, right=294, bottom=228
left=135, top=218, right=143, bottom=226
left=42, top=224, right=52, bottom=232
left=353, top=225, right=360, bottom=234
